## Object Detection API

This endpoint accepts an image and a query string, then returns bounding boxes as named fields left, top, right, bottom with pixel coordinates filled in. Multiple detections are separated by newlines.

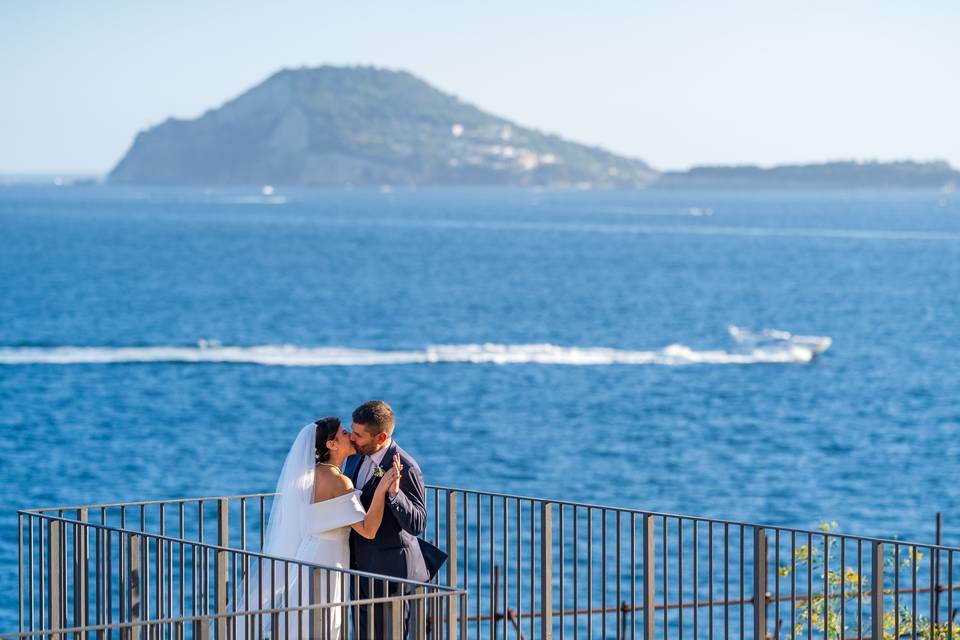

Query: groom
left=346, top=400, right=428, bottom=639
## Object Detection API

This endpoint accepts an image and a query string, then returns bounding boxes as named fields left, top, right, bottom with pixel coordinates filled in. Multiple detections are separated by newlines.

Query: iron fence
left=424, top=487, right=960, bottom=640
left=1, top=591, right=466, bottom=640
left=16, top=488, right=960, bottom=639
left=16, top=503, right=465, bottom=640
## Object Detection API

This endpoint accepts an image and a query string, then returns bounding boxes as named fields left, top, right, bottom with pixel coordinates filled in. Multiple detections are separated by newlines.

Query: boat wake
left=221, top=195, right=289, bottom=205
left=0, top=330, right=830, bottom=367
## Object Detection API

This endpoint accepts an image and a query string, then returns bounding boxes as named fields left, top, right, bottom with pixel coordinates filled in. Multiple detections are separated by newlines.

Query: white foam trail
left=84, top=210, right=959, bottom=243
left=227, top=216, right=960, bottom=242
left=393, top=219, right=960, bottom=242
left=591, top=206, right=714, bottom=217
left=0, top=336, right=830, bottom=367
left=222, top=195, right=288, bottom=205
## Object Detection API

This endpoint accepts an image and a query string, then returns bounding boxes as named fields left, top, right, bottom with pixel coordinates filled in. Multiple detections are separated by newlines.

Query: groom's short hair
left=352, top=400, right=395, bottom=435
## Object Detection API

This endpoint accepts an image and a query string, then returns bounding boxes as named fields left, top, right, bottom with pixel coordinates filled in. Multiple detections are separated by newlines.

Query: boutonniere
left=373, top=465, right=386, bottom=479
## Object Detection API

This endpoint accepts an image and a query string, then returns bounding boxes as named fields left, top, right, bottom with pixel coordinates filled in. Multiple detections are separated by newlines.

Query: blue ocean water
left=1, top=185, right=959, bottom=628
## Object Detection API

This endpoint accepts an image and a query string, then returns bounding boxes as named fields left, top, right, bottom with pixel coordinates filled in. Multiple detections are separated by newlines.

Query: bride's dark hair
left=314, top=416, right=342, bottom=465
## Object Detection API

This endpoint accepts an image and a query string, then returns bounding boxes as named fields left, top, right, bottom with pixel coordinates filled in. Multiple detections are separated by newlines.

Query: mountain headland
left=108, top=66, right=960, bottom=190
left=109, top=66, right=657, bottom=188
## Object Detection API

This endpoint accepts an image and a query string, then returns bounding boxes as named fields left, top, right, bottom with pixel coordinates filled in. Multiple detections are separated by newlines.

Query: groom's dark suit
left=345, top=442, right=427, bottom=639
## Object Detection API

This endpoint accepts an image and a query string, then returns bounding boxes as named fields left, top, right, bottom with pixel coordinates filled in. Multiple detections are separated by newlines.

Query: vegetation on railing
left=778, top=523, right=960, bottom=640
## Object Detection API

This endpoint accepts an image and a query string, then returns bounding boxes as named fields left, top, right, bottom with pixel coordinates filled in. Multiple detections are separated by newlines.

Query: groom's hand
left=388, top=453, right=403, bottom=497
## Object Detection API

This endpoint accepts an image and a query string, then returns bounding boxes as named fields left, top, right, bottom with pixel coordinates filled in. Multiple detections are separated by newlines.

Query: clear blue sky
left=2, top=1, right=958, bottom=174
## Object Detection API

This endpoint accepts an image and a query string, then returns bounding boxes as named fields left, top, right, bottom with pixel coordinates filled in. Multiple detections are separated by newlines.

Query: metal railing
left=16, top=488, right=960, bottom=639
left=1, top=595, right=462, bottom=640
left=425, top=487, right=960, bottom=640
left=15, top=499, right=466, bottom=640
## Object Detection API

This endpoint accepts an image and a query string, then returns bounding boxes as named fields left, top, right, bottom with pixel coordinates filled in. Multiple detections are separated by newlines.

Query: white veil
left=227, top=423, right=317, bottom=638
left=262, top=422, right=316, bottom=559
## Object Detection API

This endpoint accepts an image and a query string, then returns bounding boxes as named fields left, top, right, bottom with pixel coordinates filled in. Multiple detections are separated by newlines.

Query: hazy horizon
left=3, top=152, right=956, bottom=180
left=3, top=1, right=958, bottom=174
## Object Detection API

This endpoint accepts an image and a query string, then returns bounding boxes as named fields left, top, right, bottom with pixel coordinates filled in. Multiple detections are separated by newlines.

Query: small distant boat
left=728, top=325, right=832, bottom=359
left=261, top=185, right=275, bottom=196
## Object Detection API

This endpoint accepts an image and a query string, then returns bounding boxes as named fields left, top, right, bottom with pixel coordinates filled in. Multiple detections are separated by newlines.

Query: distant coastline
left=5, top=160, right=959, bottom=191
left=7, top=67, right=959, bottom=191
left=95, top=65, right=959, bottom=191
left=656, top=160, right=959, bottom=190
left=0, top=173, right=101, bottom=186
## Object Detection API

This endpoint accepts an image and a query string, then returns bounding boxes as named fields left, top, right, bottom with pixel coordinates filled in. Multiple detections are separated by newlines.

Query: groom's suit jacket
left=345, top=442, right=429, bottom=583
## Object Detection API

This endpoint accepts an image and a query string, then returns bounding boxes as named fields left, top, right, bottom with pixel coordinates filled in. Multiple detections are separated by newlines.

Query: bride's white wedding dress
left=230, top=424, right=365, bottom=640
left=289, top=490, right=365, bottom=637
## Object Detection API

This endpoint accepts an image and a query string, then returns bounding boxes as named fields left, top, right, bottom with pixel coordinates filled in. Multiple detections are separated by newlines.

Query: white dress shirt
left=357, top=441, right=392, bottom=489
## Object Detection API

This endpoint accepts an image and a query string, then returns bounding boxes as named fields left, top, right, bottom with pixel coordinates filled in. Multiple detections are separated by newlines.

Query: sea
left=1, top=185, right=959, bottom=628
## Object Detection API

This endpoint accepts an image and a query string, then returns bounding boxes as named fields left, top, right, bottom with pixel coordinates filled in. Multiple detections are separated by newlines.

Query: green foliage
left=776, top=523, right=958, bottom=640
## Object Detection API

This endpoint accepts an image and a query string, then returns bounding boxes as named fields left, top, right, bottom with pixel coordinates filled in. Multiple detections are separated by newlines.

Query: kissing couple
left=235, top=400, right=445, bottom=640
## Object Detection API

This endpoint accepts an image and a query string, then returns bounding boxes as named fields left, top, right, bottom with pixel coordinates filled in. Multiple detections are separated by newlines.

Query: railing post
left=129, top=534, right=142, bottom=640
left=541, top=502, right=553, bottom=640
left=76, top=509, right=89, bottom=631
left=642, top=514, right=655, bottom=640
left=415, top=586, right=427, bottom=639
left=309, top=567, right=322, bottom=638
left=391, top=594, right=405, bottom=639
left=17, top=513, right=23, bottom=634
left=446, top=491, right=458, bottom=640
left=47, top=520, right=62, bottom=639
left=216, top=498, right=229, bottom=640
left=753, top=528, right=768, bottom=639
left=871, top=542, right=884, bottom=640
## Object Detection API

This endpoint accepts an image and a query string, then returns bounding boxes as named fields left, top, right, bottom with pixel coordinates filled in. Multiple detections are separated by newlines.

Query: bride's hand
left=385, top=453, right=403, bottom=497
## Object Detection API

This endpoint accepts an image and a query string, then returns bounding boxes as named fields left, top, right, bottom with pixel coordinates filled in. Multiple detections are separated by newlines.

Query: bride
left=231, top=416, right=400, bottom=639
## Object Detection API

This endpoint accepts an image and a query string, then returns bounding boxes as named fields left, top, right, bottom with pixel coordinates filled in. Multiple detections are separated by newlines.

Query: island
left=108, top=66, right=657, bottom=188
left=108, top=65, right=960, bottom=190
